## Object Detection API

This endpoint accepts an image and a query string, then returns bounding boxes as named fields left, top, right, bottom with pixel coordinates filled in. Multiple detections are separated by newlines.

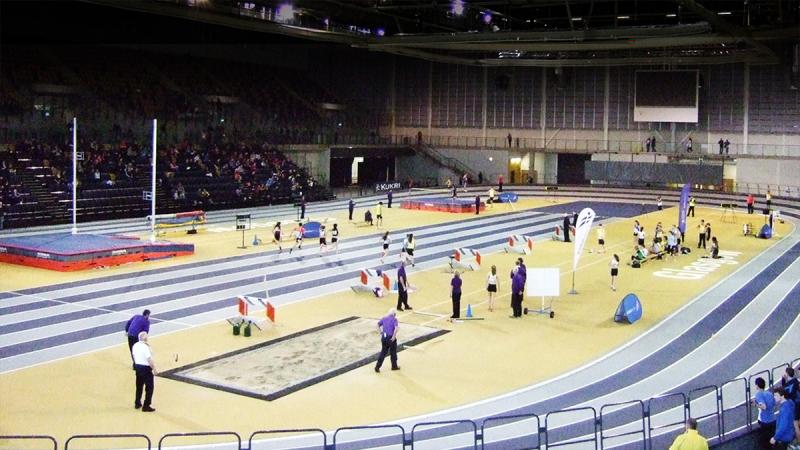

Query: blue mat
left=0, top=233, right=142, bottom=254
left=534, top=201, right=658, bottom=219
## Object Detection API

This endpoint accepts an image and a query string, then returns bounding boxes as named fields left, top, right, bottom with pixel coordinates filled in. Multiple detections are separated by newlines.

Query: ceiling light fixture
left=717, top=11, right=732, bottom=15
left=617, top=15, right=630, bottom=19
left=666, top=13, right=677, bottom=17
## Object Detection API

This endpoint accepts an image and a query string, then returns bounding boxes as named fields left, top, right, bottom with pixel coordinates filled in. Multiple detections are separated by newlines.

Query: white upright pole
left=151, top=119, right=157, bottom=242
left=71, top=117, right=78, bottom=235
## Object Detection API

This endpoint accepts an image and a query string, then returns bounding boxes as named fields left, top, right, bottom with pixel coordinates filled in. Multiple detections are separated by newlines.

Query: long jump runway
left=1, top=196, right=798, bottom=449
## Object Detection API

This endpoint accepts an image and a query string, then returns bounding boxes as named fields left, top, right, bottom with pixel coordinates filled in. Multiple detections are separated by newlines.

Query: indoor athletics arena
left=1, top=1, right=800, bottom=449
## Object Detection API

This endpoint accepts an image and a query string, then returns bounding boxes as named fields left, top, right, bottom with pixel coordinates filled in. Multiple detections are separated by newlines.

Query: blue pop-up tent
left=614, top=293, right=643, bottom=324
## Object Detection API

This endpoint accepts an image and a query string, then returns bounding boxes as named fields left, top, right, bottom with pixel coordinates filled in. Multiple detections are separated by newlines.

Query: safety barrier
left=65, top=434, right=151, bottom=450
left=2, top=360, right=797, bottom=450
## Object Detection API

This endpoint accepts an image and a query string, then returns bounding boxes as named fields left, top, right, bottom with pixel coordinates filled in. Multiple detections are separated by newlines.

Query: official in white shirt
left=132, top=331, right=157, bottom=412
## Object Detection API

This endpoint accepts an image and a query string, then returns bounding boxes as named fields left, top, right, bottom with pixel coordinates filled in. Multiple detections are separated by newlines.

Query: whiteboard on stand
left=526, top=268, right=560, bottom=297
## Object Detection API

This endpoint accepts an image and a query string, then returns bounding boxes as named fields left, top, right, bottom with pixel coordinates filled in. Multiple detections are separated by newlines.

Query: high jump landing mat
left=0, top=233, right=194, bottom=271
left=401, top=197, right=485, bottom=213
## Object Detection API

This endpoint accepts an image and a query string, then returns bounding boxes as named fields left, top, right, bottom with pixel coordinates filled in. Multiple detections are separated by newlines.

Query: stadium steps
left=414, top=142, right=473, bottom=178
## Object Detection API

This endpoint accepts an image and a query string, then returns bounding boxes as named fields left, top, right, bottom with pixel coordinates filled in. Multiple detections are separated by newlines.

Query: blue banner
left=678, top=183, right=691, bottom=234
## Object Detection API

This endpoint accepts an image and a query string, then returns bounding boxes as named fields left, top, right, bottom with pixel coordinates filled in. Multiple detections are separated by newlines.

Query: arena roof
left=5, top=0, right=800, bottom=66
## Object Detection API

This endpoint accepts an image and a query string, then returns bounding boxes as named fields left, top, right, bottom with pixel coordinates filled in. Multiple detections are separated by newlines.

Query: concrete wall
left=436, top=148, right=508, bottom=183
left=395, top=154, right=450, bottom=187
left=735, top=159, right=800, bottom=193
left=283, top=146, right=331, bottom=184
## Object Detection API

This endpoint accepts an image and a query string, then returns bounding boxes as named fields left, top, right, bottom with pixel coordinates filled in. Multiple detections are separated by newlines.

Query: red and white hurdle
left=449, top=248, right=481, bottom=272
left=505, top=235, right=534, bottom=255
left=351, top=268, right=392, bottom=297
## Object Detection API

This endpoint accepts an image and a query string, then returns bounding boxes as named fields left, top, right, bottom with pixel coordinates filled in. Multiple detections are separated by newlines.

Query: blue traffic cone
left=466, top=304, right=473, bottom=318
left=253, top=235, right=260, bottom=245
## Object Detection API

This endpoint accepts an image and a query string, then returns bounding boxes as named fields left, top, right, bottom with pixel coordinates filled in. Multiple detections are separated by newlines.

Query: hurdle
left=148, top=210, right=206, bottom=235
left=551, top=225, right=576, bottom=242
left=350, top=268, right=392, bottom=297
left=505, top=235, right=534, bottom=255
left=227, top=274, right=275, bottom=333
left=448, top=248, right=481, bottom=272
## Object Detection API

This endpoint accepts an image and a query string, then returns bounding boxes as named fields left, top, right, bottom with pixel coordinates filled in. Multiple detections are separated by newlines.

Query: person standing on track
left=374, top=308, right=400, bottom=373
left=396, top=260, right=412, bottom=311
left=125, top=309, right=151, bottom=369
left=610, top=254, right=619, bottom=291
left=563, top=214, right=572, bottom=243
left=387, top=190, right=393, bottom=208
left=450, top=272, right=462, bottom=321
left=594, top=223, right=606, bottom=254
left=376, top=202, right=384, bottom=228
left=486, top=265, right=498, bottom=312
left=510, top=264, right=524, bottom=318
left=132, top=331, right=157, bottom=412
left=348, top=199, right=355, bottom=221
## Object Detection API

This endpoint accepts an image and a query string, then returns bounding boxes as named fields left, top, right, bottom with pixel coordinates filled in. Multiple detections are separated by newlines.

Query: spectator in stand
left=718, top=138, right=725, bottom=155
left=669, top=418, right=708, bottom=450
left=751, top=377, right=776, bottom=449
left=651, top=135, right=657, bottom=152
left=771, top=387, right=796, bottom=450
left=780, top=366, right=799, bottom=403
left=687, top=137, right=693, bottom=153
left=724, top=139, right=730, bottom=155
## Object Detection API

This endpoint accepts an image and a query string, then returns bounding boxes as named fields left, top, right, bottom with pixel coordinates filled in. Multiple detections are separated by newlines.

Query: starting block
left=351, top=268, right=391, bottom=297
left=505, top=235, right=534, bottom=255
left=227, top=294, right=275, bottom=332
left=551, top=225, right=576, bottom=242
left=448, top=248, right=481, bottom=272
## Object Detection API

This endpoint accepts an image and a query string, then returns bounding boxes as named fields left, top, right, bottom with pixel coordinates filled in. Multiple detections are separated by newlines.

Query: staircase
left=414, top=143, right=474, bottom=178
left=17, top=170, right=69, bottom=225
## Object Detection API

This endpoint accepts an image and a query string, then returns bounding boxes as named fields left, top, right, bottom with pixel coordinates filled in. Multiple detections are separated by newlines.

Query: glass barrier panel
left=249, top=429, right=326, bottom=450
left=688, top=385, right=721, bottom=442
left=65, top=434, right=151, bottom=450
left=158, top=432, right=240, bottom=450
left=720, top=378, right=749, bottom=438
left=481, top=414, right=541, bottom=450
left=412, top=420, right=477, bottom=450
left=544, top=407, right=597, bottom=450
left=333, top=425, right=404, bottom=450
left=0, top=435, right=58, bottom=450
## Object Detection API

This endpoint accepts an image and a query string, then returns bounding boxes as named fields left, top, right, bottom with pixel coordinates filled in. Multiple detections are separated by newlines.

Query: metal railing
left=381, top=134, right=800, bottom=158
left=3, top=356, right=796, bottom=450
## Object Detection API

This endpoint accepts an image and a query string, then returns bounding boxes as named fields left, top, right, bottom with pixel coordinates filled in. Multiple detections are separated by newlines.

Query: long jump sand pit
left=162, top=316, right=448, bottom=401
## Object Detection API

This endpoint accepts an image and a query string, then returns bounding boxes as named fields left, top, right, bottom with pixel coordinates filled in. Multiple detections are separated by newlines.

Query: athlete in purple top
left=375, top=308, right=400, bottom=372
left=450, top=272, right=463, bottom=320
left=125, top=309, right=151, bottom=367
left=511, top=270, right=525, bottom=317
